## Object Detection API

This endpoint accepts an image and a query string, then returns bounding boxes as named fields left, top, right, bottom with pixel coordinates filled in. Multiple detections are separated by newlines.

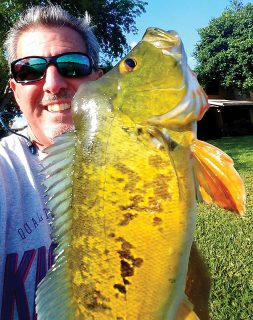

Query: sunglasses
left=11, top=52, right=94, bottom=83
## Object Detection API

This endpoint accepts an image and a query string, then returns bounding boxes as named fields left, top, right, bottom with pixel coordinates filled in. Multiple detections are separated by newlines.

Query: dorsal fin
left=36, top=131, right=76, bottom=320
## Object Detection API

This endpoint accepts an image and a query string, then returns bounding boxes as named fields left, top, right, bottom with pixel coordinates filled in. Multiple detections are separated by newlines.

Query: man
left=0, top=5, right=102, bottom=319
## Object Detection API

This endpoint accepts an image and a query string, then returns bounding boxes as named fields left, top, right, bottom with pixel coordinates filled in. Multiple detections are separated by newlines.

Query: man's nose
left=43, top=65, right=68, bottom=94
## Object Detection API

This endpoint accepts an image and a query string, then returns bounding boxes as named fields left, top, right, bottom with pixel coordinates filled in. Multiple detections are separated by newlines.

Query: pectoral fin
left=176, top=296, right=200, bottom=320
left=191, top=139, right=246, bottom=215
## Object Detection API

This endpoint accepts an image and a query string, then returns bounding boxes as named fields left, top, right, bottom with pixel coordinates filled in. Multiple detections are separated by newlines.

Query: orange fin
left=191, top=139, right=246, bottom=215
left=176, top=296, right=200, bottom=320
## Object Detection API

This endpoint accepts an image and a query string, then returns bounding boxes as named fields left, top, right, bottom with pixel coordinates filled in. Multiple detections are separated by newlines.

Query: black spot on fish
left=137, top=127, right=143, bottom=135
left=86, top=290, right=111, bottom=311
left=122, top=240, right=133, bottom=250
left=118, top=249, right=133, bottom=261
left=153, top=217, right=163, bottom=226
left=115, top=164, right=140, bottom=191
left=132, top=257, right=143, bottom=267
left=118, top=213, right=138, bottom=226
left=153, top=174, right=171, bottom=199
left=114, top=284, right=126, bottom=294
left=116, top=237, right=132, bottom=245
left=109, top=232, right=116, bottom=238
left=119, top=204, right=136, bottom=211
left=148, top=197, right=162, bottom=212
left=116, top=237, right=144, bottom=291
left=130, top=194, right=143, bottom=203
left=148, top=155, right=164, bottom=167
left=119, top=194, right=145, bottom=212
left=121, top=260, right=134, bottom=277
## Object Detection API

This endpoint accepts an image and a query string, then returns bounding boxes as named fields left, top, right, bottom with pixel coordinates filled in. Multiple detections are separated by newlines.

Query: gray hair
left=3, top=4, right=100, bottom=68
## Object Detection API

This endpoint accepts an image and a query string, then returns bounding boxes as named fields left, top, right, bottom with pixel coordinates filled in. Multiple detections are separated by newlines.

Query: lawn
left=194, top=135, right=253, bottom=319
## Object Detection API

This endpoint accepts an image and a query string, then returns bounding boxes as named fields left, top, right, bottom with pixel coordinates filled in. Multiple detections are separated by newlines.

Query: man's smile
left=46, top=103, right=71, bottom=112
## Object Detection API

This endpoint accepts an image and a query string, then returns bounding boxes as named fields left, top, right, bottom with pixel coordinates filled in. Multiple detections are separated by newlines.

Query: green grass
left=195, top=136, right=253, bottom=319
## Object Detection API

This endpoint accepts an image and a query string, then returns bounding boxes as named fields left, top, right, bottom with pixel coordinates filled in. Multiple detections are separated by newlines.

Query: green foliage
left=0, top=0, right=147, bottom=136
left=195, top=136, right=253, bottom=319
left=0, top=0, right=147, bottom=65
left=193, top=2, right=253, bottom=94
left=42, top=0, right=147, bottom=63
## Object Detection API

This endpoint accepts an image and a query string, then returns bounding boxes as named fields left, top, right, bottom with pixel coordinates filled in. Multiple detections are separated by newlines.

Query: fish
left=36, top=28, right=245, bottom=319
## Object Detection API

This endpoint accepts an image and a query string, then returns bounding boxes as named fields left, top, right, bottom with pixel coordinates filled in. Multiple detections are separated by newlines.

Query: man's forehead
left=16, top=26, right=87, bottom=58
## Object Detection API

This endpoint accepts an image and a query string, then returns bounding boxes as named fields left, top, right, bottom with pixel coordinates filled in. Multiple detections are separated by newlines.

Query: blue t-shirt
left=0, top=131, right=54, bottom=320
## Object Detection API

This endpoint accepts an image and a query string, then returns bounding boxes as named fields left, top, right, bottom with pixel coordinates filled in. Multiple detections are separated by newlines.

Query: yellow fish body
left=36, top=28, right=245, bottom=319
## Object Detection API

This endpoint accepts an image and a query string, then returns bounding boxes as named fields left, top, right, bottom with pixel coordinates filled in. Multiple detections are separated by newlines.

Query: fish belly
left=69, top=113, right=196, bottom=319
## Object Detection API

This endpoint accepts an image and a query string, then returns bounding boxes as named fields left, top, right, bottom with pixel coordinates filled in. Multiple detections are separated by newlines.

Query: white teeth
left=47, top=103, right=70, bottom=112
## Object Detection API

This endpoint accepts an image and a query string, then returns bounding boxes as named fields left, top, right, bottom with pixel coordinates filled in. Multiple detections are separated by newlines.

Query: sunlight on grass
left=195, top=136, right=253, bottom=319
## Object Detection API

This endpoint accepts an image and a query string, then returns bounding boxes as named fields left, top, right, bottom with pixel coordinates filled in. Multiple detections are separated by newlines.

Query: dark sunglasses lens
left=56, top=53, right=92, bottom=77
left=12, top=57, right=46, bottom=82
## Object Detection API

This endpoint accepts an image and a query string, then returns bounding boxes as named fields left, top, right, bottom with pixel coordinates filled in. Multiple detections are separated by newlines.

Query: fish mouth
left=142, top=28, right=182, bottom=52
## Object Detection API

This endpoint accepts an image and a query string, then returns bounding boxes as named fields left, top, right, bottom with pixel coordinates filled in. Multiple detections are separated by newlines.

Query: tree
left=193, top=1, right=253, bottom=96
left=0, top=0, right=146, bottom=63
left=0, top=0, right=147, bottom=136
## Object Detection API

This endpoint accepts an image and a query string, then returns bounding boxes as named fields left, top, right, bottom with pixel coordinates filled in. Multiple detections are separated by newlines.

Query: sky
left=125, top=0, right=252, bottom=69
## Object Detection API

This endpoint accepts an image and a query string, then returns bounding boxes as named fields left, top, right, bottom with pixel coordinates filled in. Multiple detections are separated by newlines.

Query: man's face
left=10, top=26, right=102, bottom=149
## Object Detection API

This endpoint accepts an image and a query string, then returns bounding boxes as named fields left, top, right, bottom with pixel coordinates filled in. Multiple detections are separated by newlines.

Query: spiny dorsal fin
left=36, top=131, right=76, bottom=320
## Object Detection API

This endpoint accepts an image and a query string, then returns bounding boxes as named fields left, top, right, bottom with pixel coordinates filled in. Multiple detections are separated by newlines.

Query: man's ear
left=9, top=79, right=21, bottom=106
left=9, top=78, right=16, bottom=92
left=95, top=68, right=104, bottom=79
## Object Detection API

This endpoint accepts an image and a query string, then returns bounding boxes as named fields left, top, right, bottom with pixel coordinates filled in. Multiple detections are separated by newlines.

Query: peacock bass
left=36, top=28, right=245, bottom=319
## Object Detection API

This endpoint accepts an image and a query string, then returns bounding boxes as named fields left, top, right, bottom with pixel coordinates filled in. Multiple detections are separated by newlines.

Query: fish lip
left=145, top=27, right=176, bottom=37
left=142, top=28, right=182, bottom=52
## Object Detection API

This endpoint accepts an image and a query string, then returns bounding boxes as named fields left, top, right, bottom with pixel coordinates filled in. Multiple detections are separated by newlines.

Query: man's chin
left=29, top=123, right=75, bottom=149
left=45, top=123, right=75, bottom=140
left=33, top=123, right=75, bottom=149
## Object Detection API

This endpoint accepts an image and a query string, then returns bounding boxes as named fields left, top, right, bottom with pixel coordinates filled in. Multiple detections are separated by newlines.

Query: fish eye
left=119, top=58, right=137, bottom=74
left=125, top=58, right=137, bottom=69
